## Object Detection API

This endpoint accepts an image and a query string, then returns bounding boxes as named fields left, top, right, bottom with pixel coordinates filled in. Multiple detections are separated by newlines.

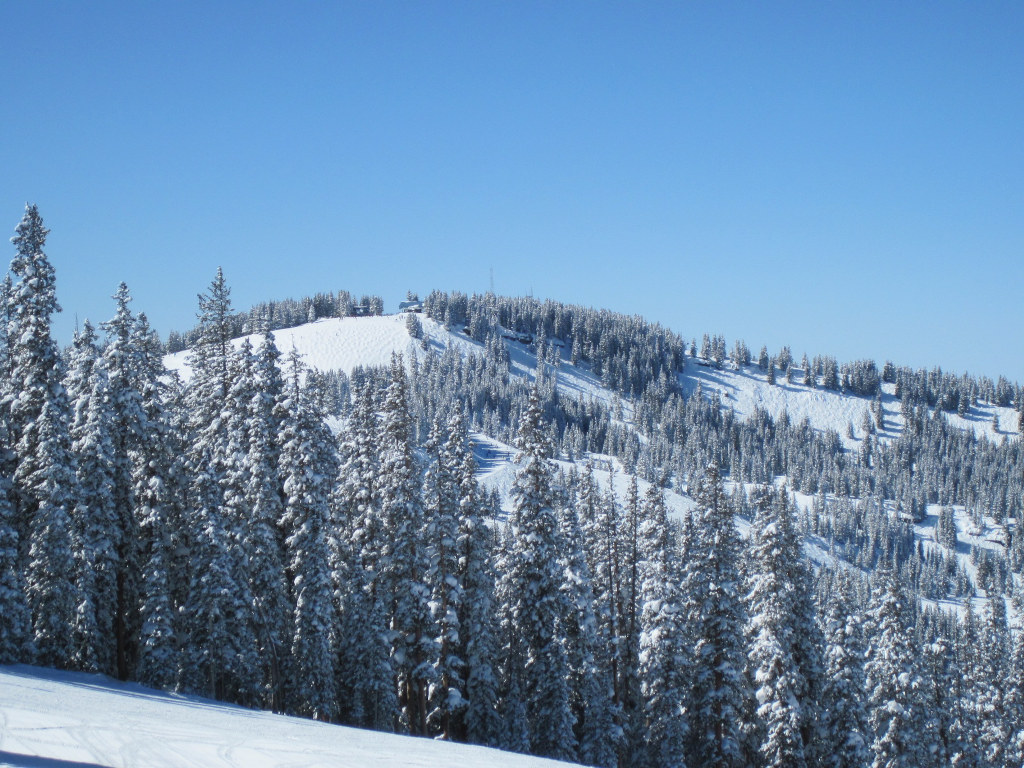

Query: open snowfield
left=0, top=665, right=576, bottom=768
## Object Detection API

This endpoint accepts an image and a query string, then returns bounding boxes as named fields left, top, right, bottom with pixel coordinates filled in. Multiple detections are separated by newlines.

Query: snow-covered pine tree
left=132, top=373, right=179, bottom=691
left=279, top=349, right=338, bottom=720
left=744, top=484, right=808, bottom=768
left=819, top=573, right=870, bottom=768
left=1004, top=630, right=1024, bottom=767
left=244, top=331, right=290, bottom=711
left=683, top=463, right=748, bottom=768
left=423, top=411, right=467, bottom=739
left=331, top=379, right=397, bottom=731
left=579, top=461, right=622, bottom=723
left=5, top=205, right=79, bottom=669
left=378, top=353, right=434, bottom=734
left=618, top=474, right=644, bottom=761
left=864, top=569, right=925, bottom=768
left=918, top=629, right=964, bottom=766
left=118, top=309, right=181, bottom=690
left=0, top=411, right=31, bottom=664
left=947, top=600, right=984, bottom=765
left=65, top=322, right=118, bottom=674
left=496, top=384, right=576, bottom=761
left=180, top=270, right=260, bottom=704
left=454, top=424, right=501, bottom=747
left=559, top=472, right=617, bottom=768
left=101, top=283, right=149, bottom=679
left=977, top=594, right=1010, bottom=766
left=637, top=482, right=689, bottom=768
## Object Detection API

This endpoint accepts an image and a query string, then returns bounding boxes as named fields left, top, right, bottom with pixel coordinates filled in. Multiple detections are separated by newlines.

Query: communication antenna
left=489, top=266, right=494, bottom=295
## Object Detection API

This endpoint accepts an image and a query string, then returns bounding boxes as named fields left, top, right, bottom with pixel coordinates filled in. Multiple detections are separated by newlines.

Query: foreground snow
left=0, top=665, right=577, bottom=768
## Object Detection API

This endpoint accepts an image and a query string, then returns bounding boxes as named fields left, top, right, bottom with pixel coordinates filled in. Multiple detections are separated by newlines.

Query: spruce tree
left=744, top=485, right=808, bottom=768
left=65, top=322, right=118, bottom=673
left=5, top=205, right=79, bottom=669
left=101, top=283, right=148, bottom=679
left=133, top=372, right=179, bottom=691
left=819, top=576, right=870, bottom=768
left=496, top=385, right=576, bottom=761
left=378, top=354, right=434, bottom=734
left=332, top=380, right=397, bottom=731
left=279, top=350, right=338, bottom=720
left=559, top=473, right=617, bottom=767
left=864, top=570, right=924, bottom=768
left=454, top=421, right=501, bottom=747
left=423, top=411, right=471, bottom=739
left=683, top=463, right=748, bottom=768
left=245, top=331, right=290, bottom=710
left=0, top=413, right=30, bottom=663
left=180, top=270, right=259, bottom=703
left=638, top=483, right=689, bottom=768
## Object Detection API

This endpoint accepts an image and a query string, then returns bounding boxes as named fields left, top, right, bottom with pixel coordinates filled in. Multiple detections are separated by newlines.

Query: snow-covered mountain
left=167, top=310, right=1020, bottom=615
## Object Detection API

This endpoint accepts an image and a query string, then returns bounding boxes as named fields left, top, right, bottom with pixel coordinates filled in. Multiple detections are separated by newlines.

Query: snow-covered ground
left=0, top=665, right=576, bottom=768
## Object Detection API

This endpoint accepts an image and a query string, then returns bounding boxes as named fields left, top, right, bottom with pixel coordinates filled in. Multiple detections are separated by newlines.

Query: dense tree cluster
left=2, top=207, right=1024, bottom=767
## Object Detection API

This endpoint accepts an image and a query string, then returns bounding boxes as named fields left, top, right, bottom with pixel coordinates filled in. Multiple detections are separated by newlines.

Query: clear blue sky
left=3, top=2, right=1022, bottom=382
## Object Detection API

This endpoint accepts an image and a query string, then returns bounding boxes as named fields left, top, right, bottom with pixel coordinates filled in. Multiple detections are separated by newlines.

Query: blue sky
left=2, top=2, right=1022, bottom=382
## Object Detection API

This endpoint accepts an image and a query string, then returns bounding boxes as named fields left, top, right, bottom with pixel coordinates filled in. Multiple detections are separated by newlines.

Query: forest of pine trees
left=2, top=205, right=1024, bottom=767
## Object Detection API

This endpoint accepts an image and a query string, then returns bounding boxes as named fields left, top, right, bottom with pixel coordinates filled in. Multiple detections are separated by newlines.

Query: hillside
left=0, top=665, right=576, bottom=768
left=167, top=310, right=1020, bottom=617
left=165, top=311, right=1020, bottom=450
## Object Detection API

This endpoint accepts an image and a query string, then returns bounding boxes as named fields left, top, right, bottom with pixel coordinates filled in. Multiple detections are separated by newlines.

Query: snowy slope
left=683, top=361, right=1019, bottom=451
left=162, top=313, right=1018, bottom=623
left=164, top=314, right=627, bottom=416
left=165, top=315, right=1017, bottom=450
left=0, top=665, right=576, bottom=768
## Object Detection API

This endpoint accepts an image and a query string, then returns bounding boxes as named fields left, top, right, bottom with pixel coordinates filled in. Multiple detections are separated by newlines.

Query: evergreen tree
left=559, top=474, right=617, bottom=767
left=133, top=372, right=179, bottom=691
left=638, top=483, right=689, bottom=768
left=131, top=309, right=182, bottom=690
left=496, top=385, right=576, bottom=761
left=820, top=575, right=870, bottom=768
left=618, top=474, right=644, bottom=761
left=5, top=205, right=79, bottom=669
left=683, top=463, right=748, bottom=768
left=0, top=413, right=30, bottom=663
left=244, top=331, right=290, bottom=710
left=864, top=570, right=924, bottom=768
left=454, top=423, right=501, bottom=747
left=422, top=412, right=466, bottom=738
left=744, top=485, right=808, bottom=768
left=65, top=323, right=118, bottom=673
left=180, top=270, right=259, bottom=703
left=332, top=380, right=397, bottom=731
left=378, top=354, right=434, bottom=734
left=279, top=350, right=338, bottom=720
left=101, top=283, right=148, bottom=679
left=976, top=595, right=1010, bottom=765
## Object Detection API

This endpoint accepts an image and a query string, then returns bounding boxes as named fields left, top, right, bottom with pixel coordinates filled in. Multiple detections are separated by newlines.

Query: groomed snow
left=0, top=665, right=578, bottom=768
